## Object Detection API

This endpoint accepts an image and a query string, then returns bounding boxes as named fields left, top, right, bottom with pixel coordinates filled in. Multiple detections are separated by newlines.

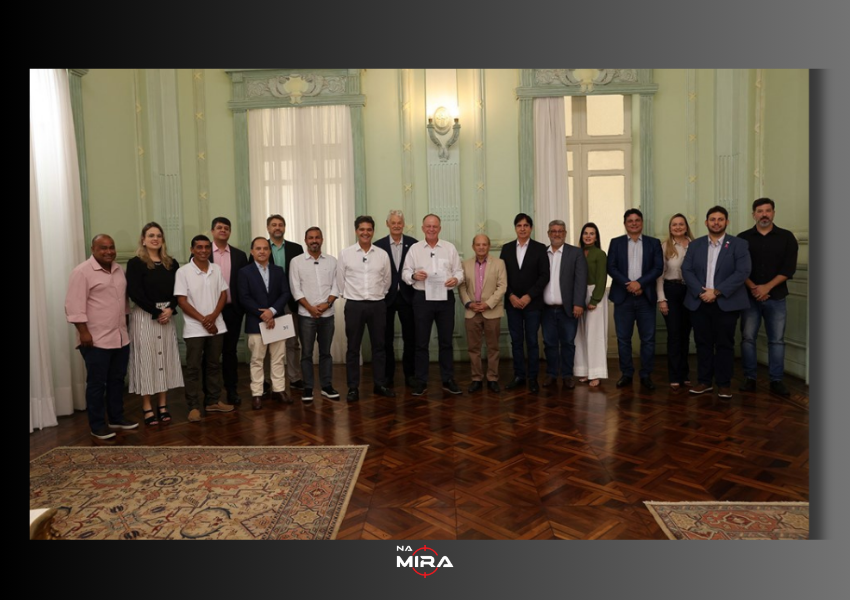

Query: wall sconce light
left=427, top=106, right=460, bottom=162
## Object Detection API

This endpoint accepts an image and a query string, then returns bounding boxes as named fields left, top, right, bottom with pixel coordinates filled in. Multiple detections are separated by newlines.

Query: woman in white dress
left=127, top=222, right=184, bottom=425
left=574, top=223, right=608, bottom=387
left=656, top=213, right=695, bottom=390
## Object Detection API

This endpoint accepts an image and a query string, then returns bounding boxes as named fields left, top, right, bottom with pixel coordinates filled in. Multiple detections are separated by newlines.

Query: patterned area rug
left=644, top=501, right=809, bottom=540
left=30, top=445, right=367, bottom=540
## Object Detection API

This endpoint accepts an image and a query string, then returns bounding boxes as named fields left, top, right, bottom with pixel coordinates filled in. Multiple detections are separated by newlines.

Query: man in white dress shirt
left=289, top=227, right=340, bottom=403
left=337, top=216, right=395, bottom=402
left=402, top=214, right=465, bottom=396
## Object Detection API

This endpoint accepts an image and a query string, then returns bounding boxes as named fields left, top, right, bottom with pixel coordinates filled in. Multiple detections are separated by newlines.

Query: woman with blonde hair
left=127, top=222, right=184, bottom=424
left=573, top=223, right=608, bottom=387
left=656, top=213, right=695, bottom=390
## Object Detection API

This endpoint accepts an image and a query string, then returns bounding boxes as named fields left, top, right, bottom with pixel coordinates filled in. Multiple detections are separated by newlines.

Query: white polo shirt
left=174, top=258, right=229, bottom=338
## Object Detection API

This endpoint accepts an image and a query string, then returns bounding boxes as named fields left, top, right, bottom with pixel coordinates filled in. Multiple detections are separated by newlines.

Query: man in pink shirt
left=65, top=234, right=138, bottom=439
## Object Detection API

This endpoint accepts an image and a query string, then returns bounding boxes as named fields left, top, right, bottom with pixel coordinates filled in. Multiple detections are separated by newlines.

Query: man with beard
left=682, top=206, right=751, bottom=400
left=737, top=198, right=799, bottom=397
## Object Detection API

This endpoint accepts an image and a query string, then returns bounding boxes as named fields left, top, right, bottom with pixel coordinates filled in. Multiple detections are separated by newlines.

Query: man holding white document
left=239, top=237, right=292, bottom=409
left=402, top=214, right=464, bottom=396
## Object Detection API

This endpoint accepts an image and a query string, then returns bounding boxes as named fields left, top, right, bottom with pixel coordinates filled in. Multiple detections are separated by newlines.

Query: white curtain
left=247, top=105, right=355, bottom=362
left=533, top=97, right=569, bottom=242
left=29, top=69, right=87, bottom=431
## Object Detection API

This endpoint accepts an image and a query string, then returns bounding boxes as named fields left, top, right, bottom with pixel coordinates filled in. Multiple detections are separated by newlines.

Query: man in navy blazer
left=607, top=208, right=664, bottom=390
left=373, top=210, right=418, bottom=388
left=209, top=216, right=249, bottom=405
left=499, top=213, right=550, bottom=393
left=239, top=237, right=292, bottom=409
left=682, top=205, right=751, bottom=400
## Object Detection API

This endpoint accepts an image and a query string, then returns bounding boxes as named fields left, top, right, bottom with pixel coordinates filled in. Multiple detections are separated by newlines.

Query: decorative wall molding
left=754, top=69, right=766, bottom=198
left=398, top=69, right=416, bottom=227
left=67, top=69, right=91, bottom=250
left=685, top=69, right=699, bottom=227
left=226, top=69, right=367, bottom=224
left=192, top=69, right=210, bottom=236
left=517, top=68, right=658, bottom=98
left=518, top=69, right=656, bottom=224
left=143, top=69, right=184, bottom=259
left=132, top=70, right=148, bottom=228
left=714, top=69, right=751, bottom=226
left=472, top=69, right=488, bottom=235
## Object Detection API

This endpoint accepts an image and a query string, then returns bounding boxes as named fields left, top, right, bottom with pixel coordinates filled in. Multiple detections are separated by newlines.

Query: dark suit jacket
left=606, top=234, right=663, bottom=305
left=551, top=244, right=589, bottom=313
left=210, top=244, right=248, bottom=314
left=499, top=239, right=550, bottom=311
left=250, top=238, right=304, bottom=313
left=681, top=234, right=751, bottom=312
left=238, top=262, right=291, bottom=334
left=374, top=234, right=418, bottom=305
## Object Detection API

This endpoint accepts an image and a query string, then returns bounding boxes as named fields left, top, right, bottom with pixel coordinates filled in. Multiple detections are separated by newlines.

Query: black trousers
left=662, top=280, right=692, bottom=385
left=690, top=301, right=739, bottom=387
left=344, top=300, right=387, bottom=389
left=384, top=294, right=416, bottom=383
left=220, top=303, right=244, bottom=394
left=413, top=290, right=455, bottom=384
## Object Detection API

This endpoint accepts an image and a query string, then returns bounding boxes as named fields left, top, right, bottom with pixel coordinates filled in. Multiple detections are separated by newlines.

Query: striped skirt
left=128, top=303, right=184, bottom=395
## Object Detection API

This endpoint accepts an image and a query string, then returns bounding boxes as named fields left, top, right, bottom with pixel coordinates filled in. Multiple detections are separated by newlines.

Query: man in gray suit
left=542, top=220, right=588, bottom=389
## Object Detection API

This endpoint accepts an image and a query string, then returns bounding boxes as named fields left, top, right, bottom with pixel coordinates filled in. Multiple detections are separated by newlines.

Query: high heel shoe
left=143, top=408, right=159, bottom=426
left=157, top=405, right=172, bottom=423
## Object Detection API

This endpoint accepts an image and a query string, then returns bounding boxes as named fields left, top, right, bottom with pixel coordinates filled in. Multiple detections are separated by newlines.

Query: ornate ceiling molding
left=226, top=68, right=364, bottom=110
left=517, top=69, right=657, bottom=97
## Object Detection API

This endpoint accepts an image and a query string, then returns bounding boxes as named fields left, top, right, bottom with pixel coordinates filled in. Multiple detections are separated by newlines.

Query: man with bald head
left=65, top=234, right=137, bottom=439
left=459, top=234, right=507, bottom=393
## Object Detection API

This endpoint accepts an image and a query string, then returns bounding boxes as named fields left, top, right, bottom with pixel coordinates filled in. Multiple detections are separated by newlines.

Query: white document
left=260, top=313, right=296, bottom=344
left=425, top=274, right=447, bottom=301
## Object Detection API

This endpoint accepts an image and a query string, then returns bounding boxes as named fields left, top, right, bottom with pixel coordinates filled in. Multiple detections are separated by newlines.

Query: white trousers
left=573, top=285, right=609, bottom=380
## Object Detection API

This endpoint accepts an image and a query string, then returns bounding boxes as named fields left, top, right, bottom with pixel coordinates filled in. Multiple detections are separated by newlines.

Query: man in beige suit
left=460, top=234, right=507, bottom=393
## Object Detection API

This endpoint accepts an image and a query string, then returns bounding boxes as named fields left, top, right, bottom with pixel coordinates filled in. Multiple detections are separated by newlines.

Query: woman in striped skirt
left=127, top=222, right=184, bottom=425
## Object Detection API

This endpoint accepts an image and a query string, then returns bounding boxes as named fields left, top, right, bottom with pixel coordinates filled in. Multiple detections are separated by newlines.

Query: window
left=565, top=94, right=632, bottom=254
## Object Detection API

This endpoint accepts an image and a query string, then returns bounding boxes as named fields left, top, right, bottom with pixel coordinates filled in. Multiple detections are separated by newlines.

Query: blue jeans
left=740, top=296, right=787, bottom=381
left=542, top=306, right=579, bottom=378
left=79, top=344, right=130, bottom=431
left=613, top=295, right=656, bottom=378
left=506, top=304, right=542, bottom=380
left=299, top=315, right=335, bottom=389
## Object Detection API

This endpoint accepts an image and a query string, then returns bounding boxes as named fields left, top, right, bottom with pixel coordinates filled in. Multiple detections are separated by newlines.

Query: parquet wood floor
left=29, top=357, right=809, bottom=539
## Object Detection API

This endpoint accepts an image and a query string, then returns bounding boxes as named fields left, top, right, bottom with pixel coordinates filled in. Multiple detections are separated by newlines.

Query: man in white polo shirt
left=175, top=234, right=235, bottom=422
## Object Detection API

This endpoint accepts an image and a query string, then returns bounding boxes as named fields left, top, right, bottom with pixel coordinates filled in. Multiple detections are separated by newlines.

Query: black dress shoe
left=528, top=379, right=540, bottom=393
left=227, top=391, right=242, bottom=406
left=542, top=375, right=557, bottom=388
left=564, top=377, right=576, bottom=389
left=443, top=380, right=462, bottom=395
left=373, top=385, right=396, bottom=398
left=739, top=378, right=757, bottom=392
left=770, top=380, right=791, bottom=397
left=467, top=380, right=483, bottom=393
left=640, top=377, right=656, bottom=391
left=616, top=376, right=633, bottom=388
left=290, top=379, right=305, bottom=391
left=487, top=381, right=501, bottom=393
left=346, top=388, right=360, bottom=402
left=252, top=396, right=263, bottom=410
left=505, top=377, right=526, bottom=390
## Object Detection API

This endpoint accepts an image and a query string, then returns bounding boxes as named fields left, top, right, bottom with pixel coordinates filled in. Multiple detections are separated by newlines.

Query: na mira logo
left=396, top=545, right=453, bottom=577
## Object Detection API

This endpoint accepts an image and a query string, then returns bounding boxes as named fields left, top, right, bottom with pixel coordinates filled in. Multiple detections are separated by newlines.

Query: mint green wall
left=81, top=69, right=140, bottom=253
left=76, top=68, right=809, bottom=378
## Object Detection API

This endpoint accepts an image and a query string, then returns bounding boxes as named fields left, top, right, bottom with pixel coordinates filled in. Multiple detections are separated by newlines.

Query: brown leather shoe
left=188, top=409, right=201, bottom=422
left=272, top=390, right=292, bottom=403
left=205, top=401, right=235, bottom=413
left=252, top=396, right=263, bottom=410
left=564, top=377, right=576, bottom=389
left=689, top=383, right=713, bottom=395
left=542, top=375, right=557, bottom=388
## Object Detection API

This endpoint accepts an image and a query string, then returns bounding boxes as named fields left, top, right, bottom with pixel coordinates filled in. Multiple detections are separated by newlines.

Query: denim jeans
left=542, top=305, right=579, bottom=378
left=299, top=315, right=335, bottom=390
left=740, top=296, right=787, bottom=381
left=79, top=344, right=130, bottom=431
left=506, top=304, right=542, bottom=380
left=613, top=295, right=656, bottom=378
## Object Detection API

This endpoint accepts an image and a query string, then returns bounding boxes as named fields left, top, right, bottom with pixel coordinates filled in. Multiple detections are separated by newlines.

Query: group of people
left=65, top=198, right=797, bottom=440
